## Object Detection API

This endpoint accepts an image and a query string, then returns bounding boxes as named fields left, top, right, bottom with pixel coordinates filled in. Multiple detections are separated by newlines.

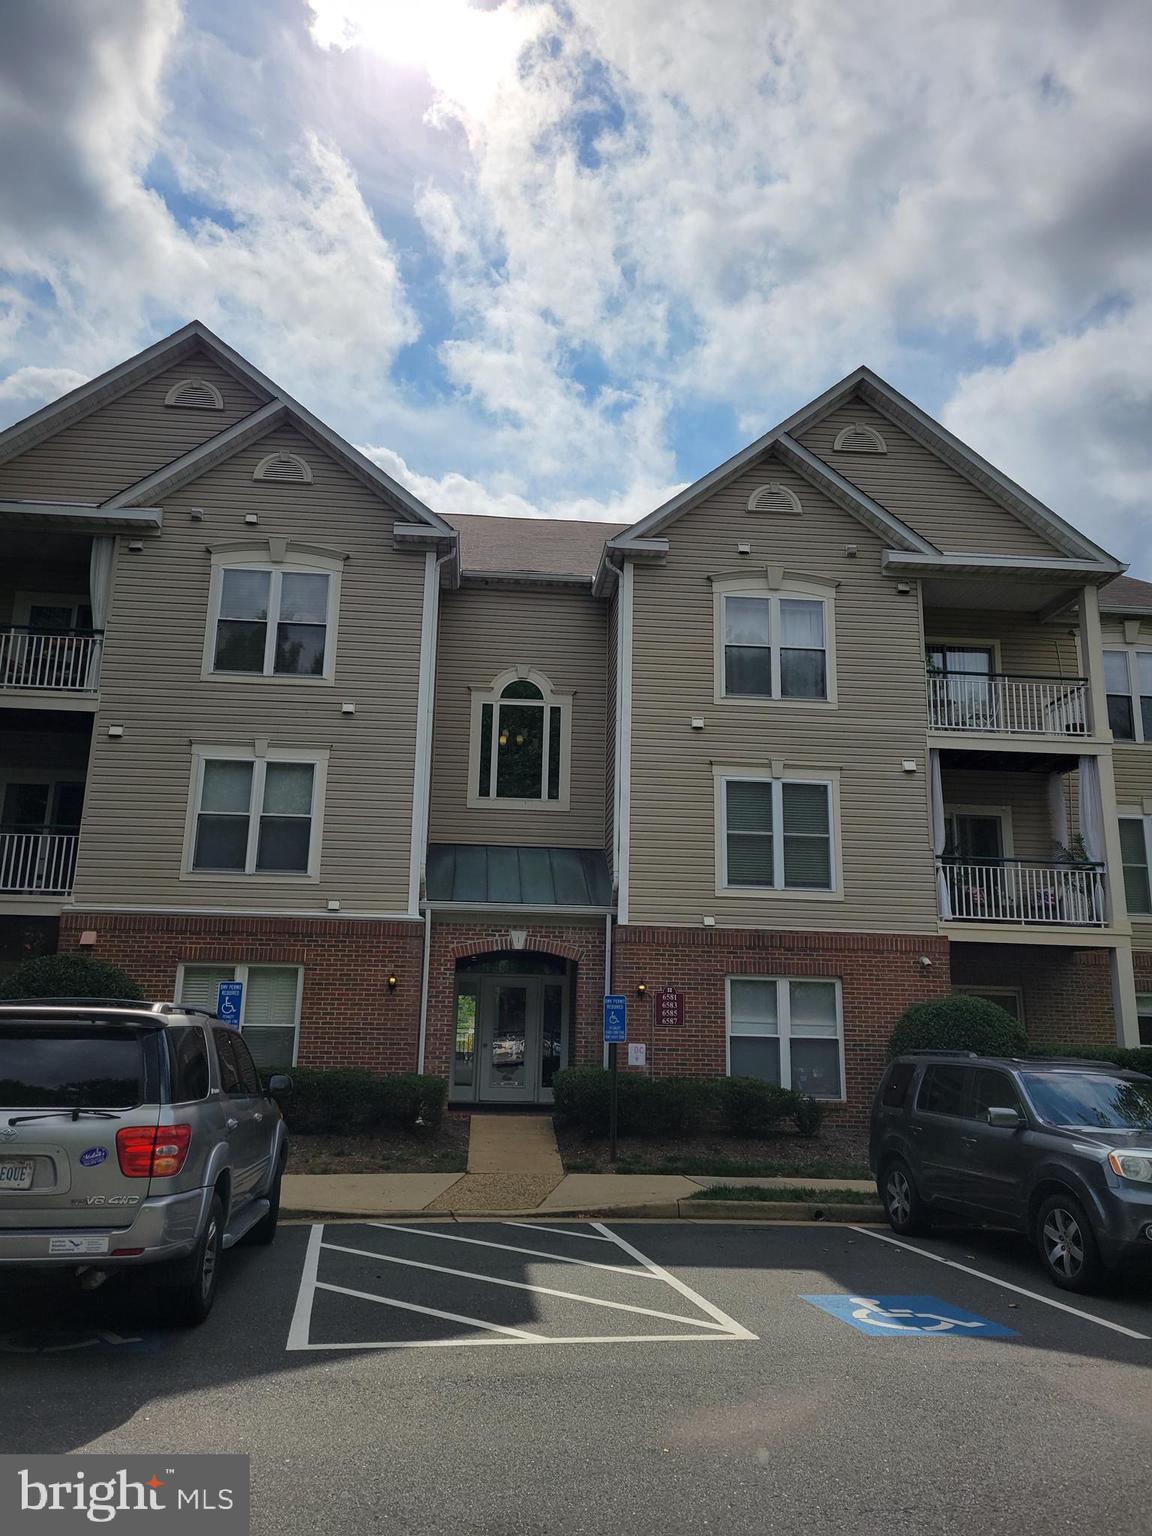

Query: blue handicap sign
left=603, top=994, right=627, bottom=1043
left=801, top=1294, right=1016, bottom=1338
left=216, top=980, right=243, bottom=1027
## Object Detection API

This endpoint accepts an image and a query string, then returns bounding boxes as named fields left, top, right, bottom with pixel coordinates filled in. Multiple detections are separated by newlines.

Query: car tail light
left=116, top=1125, right=192, bottom=1178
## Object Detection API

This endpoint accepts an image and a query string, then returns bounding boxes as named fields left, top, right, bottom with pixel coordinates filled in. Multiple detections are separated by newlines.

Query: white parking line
left=594, top=1221, right=758, bottom=1340
left=852, top=1226, right=1151, bottom=1342
left=314, top=1281, right=545, bottom=1340
left=368, top=1222, right=661, bottom=1278
left=502, top=1222, right=615, bottom=1242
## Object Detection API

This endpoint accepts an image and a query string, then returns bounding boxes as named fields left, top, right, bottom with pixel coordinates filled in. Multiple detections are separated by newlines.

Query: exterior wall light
left=387, top=974, right=398, bottom=990
left=636, top=983, right=647, bottom=997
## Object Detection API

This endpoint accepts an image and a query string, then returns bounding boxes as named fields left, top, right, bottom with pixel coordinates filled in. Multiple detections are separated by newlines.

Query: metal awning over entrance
left=427, top=844, right=612, bottom=909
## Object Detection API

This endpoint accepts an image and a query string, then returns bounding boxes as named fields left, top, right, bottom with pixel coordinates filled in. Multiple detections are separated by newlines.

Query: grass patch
left=287, top=1114, right=469, bottom=1175
left=689, top=1184, right=877, bottom=1204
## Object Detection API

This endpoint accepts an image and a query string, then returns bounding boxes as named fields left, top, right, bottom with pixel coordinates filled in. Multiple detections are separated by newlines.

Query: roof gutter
left=881, top=551, right=1125, bottom=584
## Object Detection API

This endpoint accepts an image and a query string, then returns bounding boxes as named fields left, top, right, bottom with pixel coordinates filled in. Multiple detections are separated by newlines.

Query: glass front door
left=480, top=981, right=534, bottom=1102
left=454, top=969, right=570, bottom=1105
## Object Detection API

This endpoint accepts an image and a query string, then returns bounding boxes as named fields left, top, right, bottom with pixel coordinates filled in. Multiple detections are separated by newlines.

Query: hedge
left=552, top=1067, right=823, bottom=1138
left=0, top=953, right=143, bottom=1001
left=888, top=995, right=1026, bottom=1058
left=1027, top=1043, right=1152, bottom=1076
left=286, top=1069, right=447, bottom=1134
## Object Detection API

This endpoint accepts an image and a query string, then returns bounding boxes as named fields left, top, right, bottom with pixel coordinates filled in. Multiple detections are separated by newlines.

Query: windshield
left=1021, top=1071, right=1152, bottom=1131
left=0, top=1026, right=146, bottom=1109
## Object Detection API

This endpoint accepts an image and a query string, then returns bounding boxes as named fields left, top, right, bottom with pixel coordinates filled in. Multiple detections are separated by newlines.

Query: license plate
left=48, top=1235, right=110, bottom=1256
left=0, top=1158, right=34, bottom=1190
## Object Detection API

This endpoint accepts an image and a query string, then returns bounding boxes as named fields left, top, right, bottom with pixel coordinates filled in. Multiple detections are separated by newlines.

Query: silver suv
left=0, top=999, right=291, bottom=1324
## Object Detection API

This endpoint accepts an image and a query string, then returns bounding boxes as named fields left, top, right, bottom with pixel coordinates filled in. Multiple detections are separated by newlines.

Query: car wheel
left=249, top=1156, right=284, bottom=1246
left=882, top=1159, right=931, bottom=1235
left=1036, top=1192, right=1104, bottom=1293
left=159, top=1193, right=224, bottom=1327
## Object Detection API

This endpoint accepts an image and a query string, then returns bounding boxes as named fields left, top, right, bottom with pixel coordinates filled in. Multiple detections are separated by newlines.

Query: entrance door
left=479, top=979, right=538, bottom=1104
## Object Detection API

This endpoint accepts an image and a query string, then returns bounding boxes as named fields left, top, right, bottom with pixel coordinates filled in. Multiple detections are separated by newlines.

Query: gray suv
left=0, top=1000, right=290, bottom=1324
left=870, top=1051, right=1152, bottom=1292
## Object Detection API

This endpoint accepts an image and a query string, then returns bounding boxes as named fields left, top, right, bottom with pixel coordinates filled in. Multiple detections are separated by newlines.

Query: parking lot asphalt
left=1, top=1219, right=1149, bottom=1536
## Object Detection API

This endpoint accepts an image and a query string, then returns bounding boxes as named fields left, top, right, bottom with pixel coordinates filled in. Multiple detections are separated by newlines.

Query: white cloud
left=0, top=365, right=87, bottom=404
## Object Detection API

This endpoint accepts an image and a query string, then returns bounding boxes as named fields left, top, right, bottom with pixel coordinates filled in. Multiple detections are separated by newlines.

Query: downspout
left=417, top=900, right=433, bottom=1073
left=416, top=545, right=454, bottom=1074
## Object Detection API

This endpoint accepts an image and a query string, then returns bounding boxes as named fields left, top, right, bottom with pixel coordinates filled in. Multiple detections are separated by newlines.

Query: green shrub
left=1027, top=1043, right=1152, bottom=1077
left=717, top=1076, right=797, bottom=1137
left=552, top=1067, right=713, bottom=1137
left=888, top=995, right=1026, bottom=1058
left=0, top=952, right=143, bottom=1001
left=375, top=1073, right=448, bottom=1131
left=286, top=1069, right=382, bottom=1134
left=792, top=1094, right=826, bottom=1137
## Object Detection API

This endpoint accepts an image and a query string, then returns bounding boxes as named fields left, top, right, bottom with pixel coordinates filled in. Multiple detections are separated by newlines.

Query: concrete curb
left=681, top=1199, right=885, bottom=1222
left=282, top=1200, right=885, bottom=1224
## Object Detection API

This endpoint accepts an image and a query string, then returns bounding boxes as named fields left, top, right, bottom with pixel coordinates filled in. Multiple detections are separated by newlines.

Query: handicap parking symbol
left=801, top=1294, right=1016, bottom=1338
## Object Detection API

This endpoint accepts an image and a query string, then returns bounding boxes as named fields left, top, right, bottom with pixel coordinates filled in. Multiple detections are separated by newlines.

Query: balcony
left=927, top=670, right=1088, bottom=737
left=0, top=831, right=78, bottom=895
left=0, top=628, right=103, bottom=697
left=938, top=858, right=1106, bottom=928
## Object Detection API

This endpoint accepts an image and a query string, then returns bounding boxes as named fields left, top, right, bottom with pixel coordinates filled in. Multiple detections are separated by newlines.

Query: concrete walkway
left=425, top=1113, right=565, bottom=1212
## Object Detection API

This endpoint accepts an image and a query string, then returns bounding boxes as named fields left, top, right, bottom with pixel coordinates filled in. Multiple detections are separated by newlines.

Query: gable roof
left=1100, top=573, right=1152, bottom=616
left=610, top=365, right=1124, bottom=574
left=446, top=513, right=628, bottom=579
left=0, top=320, right=453, bottom=537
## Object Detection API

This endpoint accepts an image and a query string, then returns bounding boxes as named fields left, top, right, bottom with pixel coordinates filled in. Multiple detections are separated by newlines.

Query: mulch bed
left=555, top=1122, right=870, bottom=1179
left=286, top=1112, right=471, bottom=1175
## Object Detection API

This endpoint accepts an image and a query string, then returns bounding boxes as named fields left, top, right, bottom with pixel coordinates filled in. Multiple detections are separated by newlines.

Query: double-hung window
left=177, top=963, right=302, bottom=1071
left=1104, top=649, right=1152, bottom=741
left=727, top=978, right=843, bottom=1098
left=187, top=748, right=326, bottom=877
left=1120, top=815, right=1152, bottom=915
left=205, top=548, right=344, bottom=682
left=722, top=594, right=828, bottom=699
left=720, top=773, right=837, bottom=892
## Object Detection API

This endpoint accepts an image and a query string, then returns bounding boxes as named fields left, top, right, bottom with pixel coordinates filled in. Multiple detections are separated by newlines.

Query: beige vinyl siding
left=924, top=609, right=1081, bottom=677
left=429, top=586, right=607, bottom=846
left=1102, top=619, right=1152, bottom=644
left=72, top=425, right=425, bottom=914
left=627, top=455, right=939, bottom=931
left=0, top=355, right=265, bottom=503
left=605, top=590, right=618, bottom=870
left=941, top=768, right=1061, bottom=861
left=1114, top=744, right=1152, bottom=950
left=799, top=399, right=1063, bottom=558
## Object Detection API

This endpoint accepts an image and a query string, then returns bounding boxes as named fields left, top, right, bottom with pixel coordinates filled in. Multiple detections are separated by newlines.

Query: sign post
left=602, top=994, right=628, bottom=1162
left=216, top=980, right=243, bottom=1028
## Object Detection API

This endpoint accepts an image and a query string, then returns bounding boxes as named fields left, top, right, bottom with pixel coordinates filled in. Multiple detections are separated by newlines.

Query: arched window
left=164, top=377, right=224, bottom=410
left=469, top=669, right=572, bottom=809
left=832, top=421, right=887, bottom=454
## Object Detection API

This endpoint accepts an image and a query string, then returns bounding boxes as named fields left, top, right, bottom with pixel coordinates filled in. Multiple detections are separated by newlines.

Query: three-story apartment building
left=1, top=322, right=1147, bottom=1119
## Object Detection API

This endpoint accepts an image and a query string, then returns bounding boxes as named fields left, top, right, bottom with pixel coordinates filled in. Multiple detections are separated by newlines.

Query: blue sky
left=1, top=0, right=1150, bottom=562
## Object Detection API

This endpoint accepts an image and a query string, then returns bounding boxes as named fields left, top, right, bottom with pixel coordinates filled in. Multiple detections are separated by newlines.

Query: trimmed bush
left=551, top=1067, right=713, bottom=1137
left=0, top=952, right=143, bottom=1001
left=717, top=1077, right=797, bottom=1137
left=888, top=995, right=1026, bottom=1059
left=792, top=1094, right=826, bottom=1138
left=1027, top=1043, right=1152, bottom=1077
left=285, top=1069, right=448, bottom=1135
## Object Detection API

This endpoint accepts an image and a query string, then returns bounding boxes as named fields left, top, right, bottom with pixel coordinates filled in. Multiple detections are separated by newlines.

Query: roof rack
left=0, top=998, right=218, bottom=1019
left=898, top=1049, right=979, bottom=1059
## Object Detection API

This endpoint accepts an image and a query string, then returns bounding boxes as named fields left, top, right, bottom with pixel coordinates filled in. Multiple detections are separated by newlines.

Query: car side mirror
left=987, top=1105, right=1022, bottom=1129
left=267, top=1073, right=293, bottom=1097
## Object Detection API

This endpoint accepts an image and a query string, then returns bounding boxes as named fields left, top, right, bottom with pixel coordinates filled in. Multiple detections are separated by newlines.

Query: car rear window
left=0, top=1024, right=148, bottom=1108
left=882, top=1063, right=916, bottom=1108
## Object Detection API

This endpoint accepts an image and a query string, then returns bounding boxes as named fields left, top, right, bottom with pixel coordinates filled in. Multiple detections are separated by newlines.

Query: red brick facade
left=59, top=911, right=425, bottom=1074
left=948, top=942, right=1118, bottom=1046
left=613, top=926, right=952, bottom=1123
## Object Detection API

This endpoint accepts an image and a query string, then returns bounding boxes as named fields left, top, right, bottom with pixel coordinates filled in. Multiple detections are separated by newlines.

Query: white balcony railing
left=926, top=671, right=1087, bottom=736
left=939, top=858, right=1106, bottom=927
left=0, top=628, right=103, bottom=693
left=0, top=832, right=78, bottom=895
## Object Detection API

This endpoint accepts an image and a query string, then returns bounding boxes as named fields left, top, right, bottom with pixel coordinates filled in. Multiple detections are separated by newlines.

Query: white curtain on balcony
left=87, top=536, right=114, bottom=688
left=929, top=748, right=952, bottom=919
left=1077, top=754, right=1106, bottom=923
left=1047, top=771, right=1068, bottom=848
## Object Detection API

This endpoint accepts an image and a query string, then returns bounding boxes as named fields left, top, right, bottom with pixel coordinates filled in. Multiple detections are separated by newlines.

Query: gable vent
left=833, top=421, right=887, bottom=454
left=164, top=377, right=224, bottom=411
left=746, top=482, right=802, bottom=516
left=253, top=451, right=313, bottom=485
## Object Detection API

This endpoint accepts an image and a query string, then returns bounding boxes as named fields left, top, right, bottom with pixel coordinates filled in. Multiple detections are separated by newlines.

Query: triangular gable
left=614, top=366, right=1122, bottom=572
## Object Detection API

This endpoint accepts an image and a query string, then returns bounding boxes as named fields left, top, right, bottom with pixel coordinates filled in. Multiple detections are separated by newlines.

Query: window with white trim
left=722, top=593, right=828, bottom=699
left=1104, top=648, right=1152, bottom=741
left=207, top=562, right=338, bottom=679
left=720, top=775, right=836, bottom=891
left=727, top=977, right=843, bottom=1098
left=1120, top=815, right=1152, bottom=914
left=468, top=670, right=571, bottom=809
left=178, top=963, right=301, bottom=1071
left=1138, top=993, right=1152, bottom=1048
left=187, top=748, right=325, bottom=876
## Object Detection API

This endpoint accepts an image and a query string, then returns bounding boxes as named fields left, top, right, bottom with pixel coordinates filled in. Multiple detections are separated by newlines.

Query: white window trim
left=181, top=743, right=329, bottom=883
left=725, top=976, right=846, bottom=1102
left=1119, top=809, right=1152, bottom=915
left=713, top=764, right=842, bottom=900
left=174, top=961, right=302, bottom=1068
left=711, top=571, right=838, bottom=708
left=202, top=547, right=344, bottom=685
left=943, top=804, right=1016, bottom=859
left=924, top=637, right=1004, bottom=673
left=954, top=985, right=1025, bottom=1024
left=466, top=666, right=573, bottom=812
left=1104, top=645, right=1152, bottom=743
